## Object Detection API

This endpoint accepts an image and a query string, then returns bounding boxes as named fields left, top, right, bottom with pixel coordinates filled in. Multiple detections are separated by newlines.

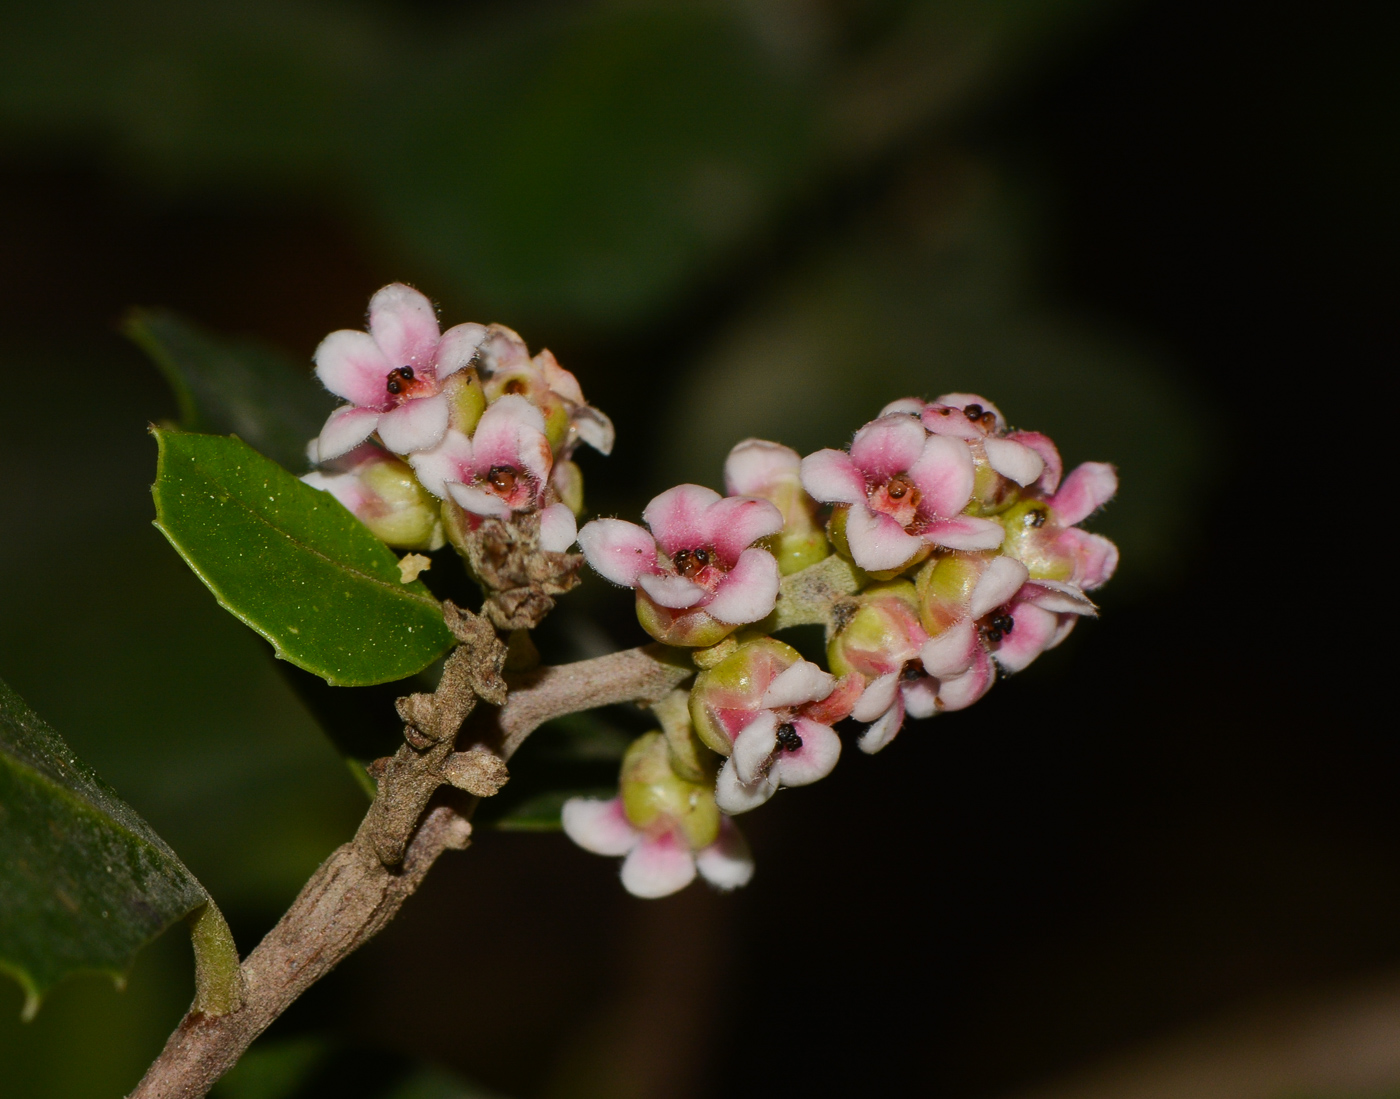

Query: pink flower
left=312, top=283, right=488, bottom=460
left=999, top=461, right=1120, bottom=591
left=883, top=392, right=1051, bottom=489
left=301, top=443, right=443, bottom=551
left=801, top=413, right=1006, bottom=573
left=827, top=583, right=938, bottom=755
left=407, top=395, right=577, bottom=553
left=723, top=439, right=829, bottom=575
left=474, top=324, right=614, bottom=458
left=561, top=797, right=753, bottom=899
left=917, top=554, right=1098, bottom=705
left=577, top=485, right=783, bottom=645
left=689, top=638, right=863, bottom=814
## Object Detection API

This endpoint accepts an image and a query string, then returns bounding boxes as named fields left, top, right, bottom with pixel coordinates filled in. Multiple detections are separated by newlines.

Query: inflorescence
left=303, top=284, right=1119, bottom=899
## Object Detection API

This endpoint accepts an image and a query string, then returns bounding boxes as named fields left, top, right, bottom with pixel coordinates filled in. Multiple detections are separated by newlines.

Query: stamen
left=900, top=664, right=924, bottom=682
left=673, top=547, right=711, bottom=578
left=886, top=475, right=913, bottom=500
left=775, top=722, right=803, bottom=752
left=386, top=378, right=402, bottom=395
left=487, top=466, right=519, bottom=494
left=963, top=403, right=984, bottom=420
left=399, top=365, right=414, bottom=380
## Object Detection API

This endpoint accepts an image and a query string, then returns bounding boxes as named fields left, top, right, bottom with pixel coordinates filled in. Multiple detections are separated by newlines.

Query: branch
left=127, top=643, right=693, bottom=1099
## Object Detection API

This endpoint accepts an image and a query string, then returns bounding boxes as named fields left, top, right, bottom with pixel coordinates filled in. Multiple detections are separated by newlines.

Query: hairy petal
left=938, top=653, right=995, bottom=712
left=851, top=671, right=900, bottom=723
left=970, top=556, right=1030, bottom=620
left=705, top=496, right=784, bottom=565
left=857, top=692, right=905, bottom=755
left=621, top=832, right=697, bottom=899
left=446, top=482, right=513, bottom=520
left=643, top=484, right=724, bottom=556
left=637, top=570, right=708, bottom=609
left=845, top=503, right=925, bottom=572
left=315, top=330, right=392, bottom=407
left=1059, top=528, right=1120, bottom=590
left=435, top=322, right=489, bottom=378
left=577, top=518, right=659, bottom=587
left=983, top=437, right=1045, bottom=487
left=732, top=710, right=779, bottom=785
left=408, top=430, right=474, bottom=500
left=561, top=797, right=638, bottom=857
left=695, top=818, right=755, bottom=890
left=704, top=548, right=780, bottom=624
left=725, top=439, right=801, bottom=496
left=715, top=759, right=779, bottom=815
left=850, top=414, right=928, bottom=479
left=377, top=393, right=449, bottom=455
left=921, top=619, right=980, bottom=679
left=923, top=515, right=1006, bottom=552
left=902, top=678, right=938, bottom=719
left=1007, top=430, right=1063, bottom=494
left=800, top=448, right=867, bottom=504
left=879, top=397, right=929, bottom=418
left=770, top=719, right=841, bottom=786
left=1021, top=580, right=1097, bottom=617
left=908, top=433, right=976, bottom=517
left=538, top=502, right=578, bottom=553
left=761, top=660, right=834, bottom=710
left=992, top=602, right=1059, bottom=674
left=316, top=405, right=381, bottom=461
left=571, top=405, right=615, bottom=455
left=1050, top=462, right=1118, bottom=526
left=368, top=283, right=440, bottom=371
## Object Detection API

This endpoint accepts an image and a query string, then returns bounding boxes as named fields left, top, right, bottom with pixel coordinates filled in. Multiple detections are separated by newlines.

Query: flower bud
left=724, top=439, right=829, bottom=575
left=689, top=637, right=801, bottom=757
left=443, top=367, right=487, bottom=436
left=827, top=581, right=924, bottom=681
left=619, top=732, right=720, bottom=852
left=302, top=446, right=444, bottom=550
left=634, top=593, right=737, bottom=649
left=550, top=458, right=586, bottom=517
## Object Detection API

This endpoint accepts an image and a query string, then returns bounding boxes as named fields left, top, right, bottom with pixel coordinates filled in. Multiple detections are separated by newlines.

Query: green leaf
left=125, top=308, right=335, bottom=472
left=151, top=428, right=454, bottom=687
left=0, top=677, right=208, bottom=1021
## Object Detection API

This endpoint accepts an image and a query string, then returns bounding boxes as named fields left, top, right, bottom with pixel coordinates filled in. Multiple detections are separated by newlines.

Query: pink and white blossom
left=577, top=485, right=784, bottom=639
left=311, top=283, right=489, bottom=461
left=301, top=443, right=444, bottom=551
left=474, top=324, right=614, bottom=458
left=801, top=413, right=1005, bottom=573
left=999, top=462, right=1120, bottom=591
left=723, top=439, right=828, bottom=575
left=561, top=797, right=753, bottom=899
left=407, top=395, right=576, bottom=552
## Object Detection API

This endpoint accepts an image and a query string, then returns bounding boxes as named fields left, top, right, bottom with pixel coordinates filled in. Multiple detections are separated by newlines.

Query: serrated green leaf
left=151, top=429, right=454, bottom=687
left=0, top=677, right=207, bottom=1020
left=125, top=308, right=335, bottom=472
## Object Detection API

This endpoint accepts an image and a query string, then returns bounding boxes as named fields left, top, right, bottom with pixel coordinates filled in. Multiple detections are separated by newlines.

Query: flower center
left=672, top=546, right=714, bottom=579
left=869, top=474, right=922, bottom=527
left=486, top=465, right=519, bottom=496
left=900, top=662, right=924, bottom=682
left=963, top=403, right=996, bottom=431
left=775, top=722, right=803, bottom=752
left=385, top=365, right=435, bottom=405
left=981, top=612, right=1015, bottom=645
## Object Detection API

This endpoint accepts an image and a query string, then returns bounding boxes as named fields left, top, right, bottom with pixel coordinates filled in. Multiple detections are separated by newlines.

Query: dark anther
left=775, top=722, right=803, bottom=751
left=488, top=466, right=518, bottom=494
left=901, top=664, right=924, bottom=682
left=504, top=379, right=527, bottom=395
left=399, top=365, right=414, bottom=380
left=674, top=546, right=711, bottom=578
left=386, top=378, right=402, bottom=395
left=963, top=403, right=984, bottom=420
left=984, top=627, right=1003, bottom=644
left=991, top=613, right=1015, bottom=634
left=887, top=478, right=908, bottom=499
left=1025, top=509, right=1047, bottom=528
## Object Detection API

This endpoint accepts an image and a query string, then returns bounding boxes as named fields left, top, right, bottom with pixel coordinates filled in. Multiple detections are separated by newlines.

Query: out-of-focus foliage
left=151, top=429, right=455, bottom=686
left=0, top=678, right=207, bottom=1021
left=126, top=309, right=333, bottom=472
left=0, top=0, right=1115, bottom=328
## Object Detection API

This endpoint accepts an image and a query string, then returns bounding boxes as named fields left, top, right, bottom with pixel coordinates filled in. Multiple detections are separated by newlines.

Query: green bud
left=620, top=732, right=720, bottom=851
left=997, top=499, right=1075, bottom=581
left=689, top=637, right=801, bottom=756
left=914, top=552, right=990, bottom=635
left=827, top=581, right=921, bottom=679
left=635, top=591, right=736, bottom=648
left=444, top=368, right=487, bottom=436
left=551, top=458, right=586, bottom=517
left=356, top=456, right=444, bottom=550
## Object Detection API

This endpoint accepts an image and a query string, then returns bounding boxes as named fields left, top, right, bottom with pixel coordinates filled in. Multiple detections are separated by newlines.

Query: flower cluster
left=303, top=283, right=611, bottom=556
left=568, top=392, right=1117, bottom=897
left=295, top=288, right=1116, bottom=903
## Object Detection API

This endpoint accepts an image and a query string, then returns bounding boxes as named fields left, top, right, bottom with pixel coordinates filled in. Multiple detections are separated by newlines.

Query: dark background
left=0, top=1, right=1394, bottom=1097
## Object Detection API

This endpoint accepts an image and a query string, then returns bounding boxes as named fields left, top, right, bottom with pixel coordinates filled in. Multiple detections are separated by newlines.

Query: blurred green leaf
left=150, top=429, right=453, bottom=686
left=0, top=677, right=206, bottom=1021
left=383, top=1065, right=511, bottom=1099
left=478, top=713, right=630, bottom=831
left=124, top=308, right=334, bottom=472
left=490, top=790, right=603, bottom=834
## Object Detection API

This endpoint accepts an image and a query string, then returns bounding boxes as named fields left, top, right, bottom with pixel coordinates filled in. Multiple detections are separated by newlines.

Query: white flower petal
left=377, top=394, right=449, bottom=455
left=732, top=711, right=778, bottom=786
left=538, top=502, right=578, bottom=553
left=637, top=570, right=707, bottom=609
left=969, top=556, right=1029, bottom=620
left=983, top=436, right=1045, bottom=486
left=316, top=405, right=381, bottom=461
left=695, top=818, right=755, bottom=891
left=857, top=696, right=905, bottom=755
left=714, top=759, right=779, bottom=815
left=620, top=833, right=697, bottom=899
left=851, top=671, right=900, bottom=723
left=561, top=797, right=638, bottom=856
left=761, top=660, right=834, bottom=711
